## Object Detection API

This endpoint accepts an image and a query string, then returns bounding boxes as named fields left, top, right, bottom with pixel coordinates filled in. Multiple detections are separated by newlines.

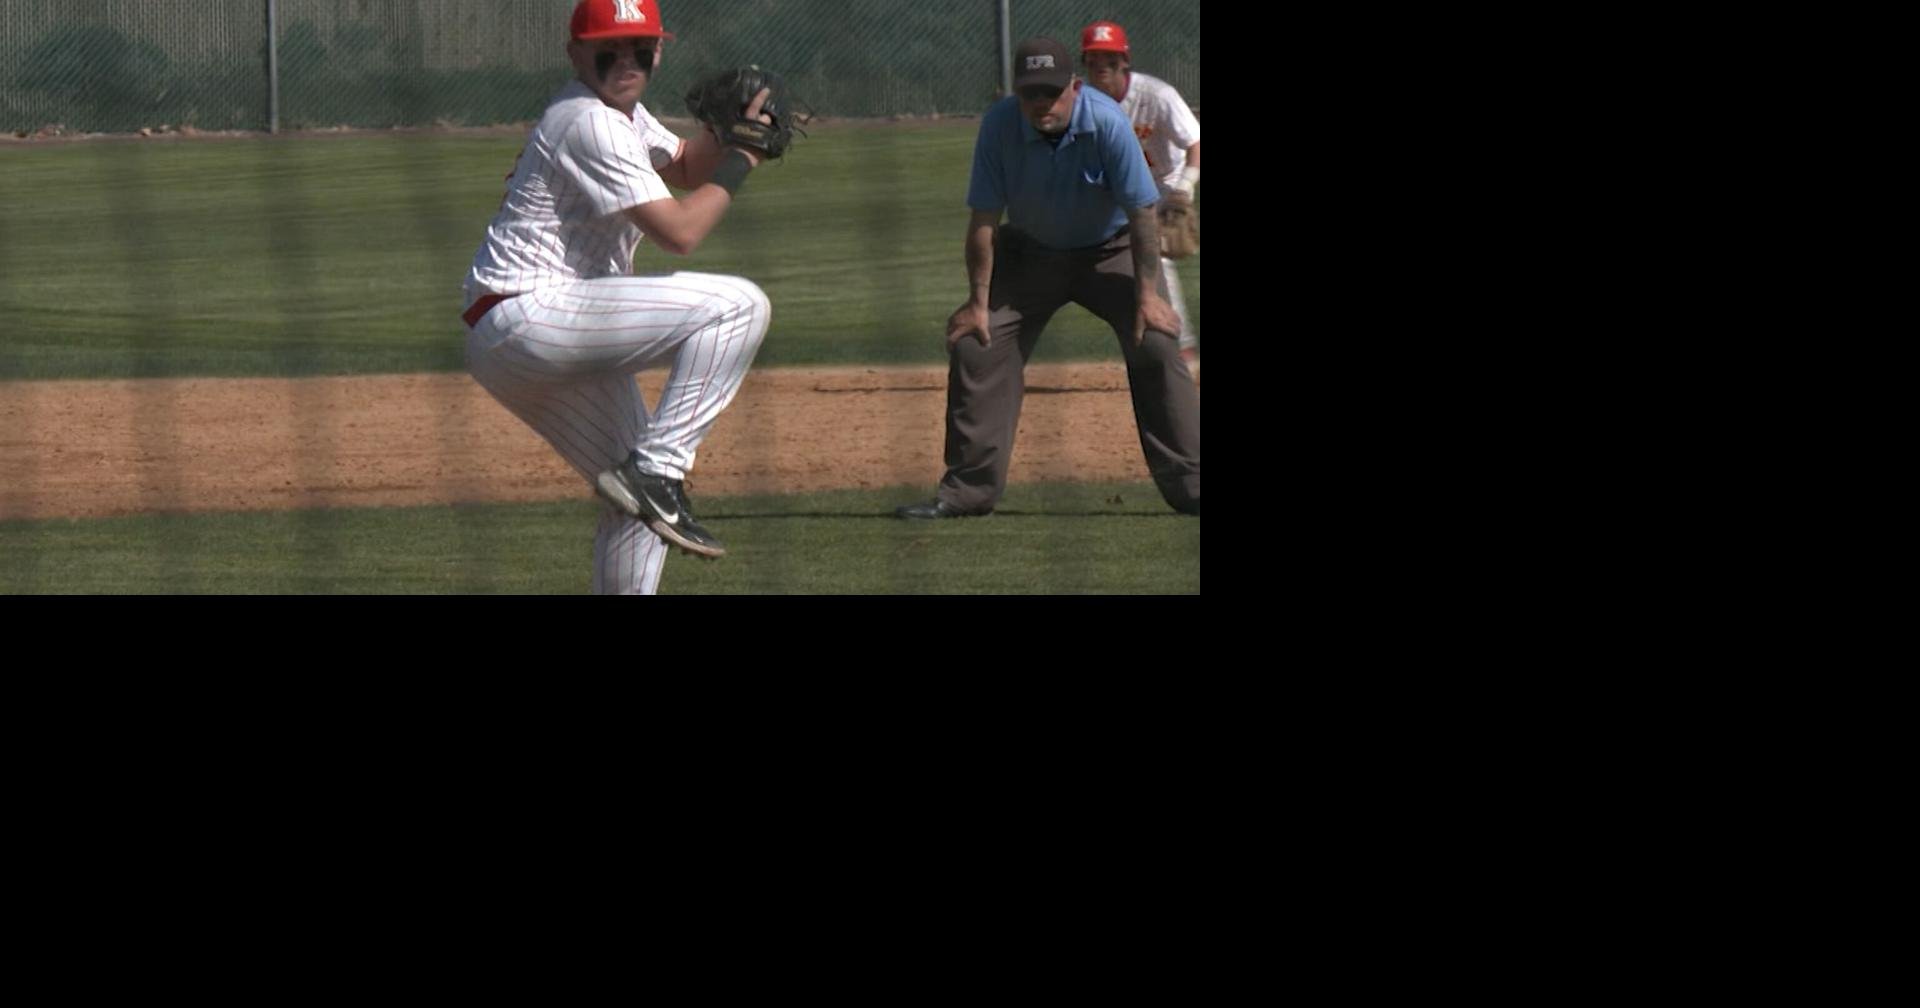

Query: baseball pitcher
left=463, top=0, right=804, bottom=594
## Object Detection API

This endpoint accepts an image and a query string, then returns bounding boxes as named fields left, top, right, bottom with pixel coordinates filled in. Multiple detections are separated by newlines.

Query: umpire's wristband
left=710, top=148, right=753, bottom=196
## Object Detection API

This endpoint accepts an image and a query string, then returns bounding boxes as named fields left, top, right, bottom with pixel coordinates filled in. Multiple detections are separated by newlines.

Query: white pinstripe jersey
left=467, top=80, right=684, bottom=300
left=1115, top=72, right=1200, bottom=194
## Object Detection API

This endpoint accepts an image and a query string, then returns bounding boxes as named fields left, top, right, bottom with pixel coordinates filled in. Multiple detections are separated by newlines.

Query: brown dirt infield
left=0, top=363, right=1190, bottom=522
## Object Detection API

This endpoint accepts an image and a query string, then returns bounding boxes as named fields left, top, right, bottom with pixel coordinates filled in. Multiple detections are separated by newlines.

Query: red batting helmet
left=1080, top=21, right=1130, bottom=55
left=571, top=0, right=676, bottom=41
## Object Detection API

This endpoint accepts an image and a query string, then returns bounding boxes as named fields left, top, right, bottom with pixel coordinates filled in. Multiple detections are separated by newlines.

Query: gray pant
left=937, top=226, right=1201, bottom=514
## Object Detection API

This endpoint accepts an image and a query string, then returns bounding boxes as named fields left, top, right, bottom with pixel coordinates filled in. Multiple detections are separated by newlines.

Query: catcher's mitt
left=1158, top=191, right=1200, bottom=259
left=684, top=65, right=811, bottom=160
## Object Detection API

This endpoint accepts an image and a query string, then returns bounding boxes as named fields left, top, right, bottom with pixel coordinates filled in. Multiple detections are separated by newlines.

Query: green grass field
left=0, top=482, right=1199, bottom=594
left=0, top=121, right=1200, bottom=379
left=3, top=121, right=1202, bottom=594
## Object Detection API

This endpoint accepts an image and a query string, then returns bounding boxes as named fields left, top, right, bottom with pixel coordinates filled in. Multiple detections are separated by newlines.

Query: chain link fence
left=1010, top=0, right=1198, bottom=113
left=3, top=0, right=1197, bottom=134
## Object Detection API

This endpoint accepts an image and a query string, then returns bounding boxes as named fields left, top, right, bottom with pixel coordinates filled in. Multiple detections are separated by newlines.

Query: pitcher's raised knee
left=724, top=276, right=772, bottom=342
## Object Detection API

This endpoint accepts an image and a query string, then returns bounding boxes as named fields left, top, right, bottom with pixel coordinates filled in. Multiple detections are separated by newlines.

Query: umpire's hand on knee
left=1134, top=290, right=1182, bottom=347
left=947, top=302, right=992, bottom=349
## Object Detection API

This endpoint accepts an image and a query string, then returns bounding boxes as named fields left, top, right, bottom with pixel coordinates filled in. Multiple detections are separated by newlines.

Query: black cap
left=1012, top=37, right=1073, bottom=91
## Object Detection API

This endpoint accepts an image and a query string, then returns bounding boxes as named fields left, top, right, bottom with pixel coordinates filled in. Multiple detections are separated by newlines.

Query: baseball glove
left=1158, top=191, right=1200, bottom=259
left=684, top=65, right=811, bottom=160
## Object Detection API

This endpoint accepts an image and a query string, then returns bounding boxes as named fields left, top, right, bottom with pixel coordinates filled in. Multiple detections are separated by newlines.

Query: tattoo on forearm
left=967, top=227, right=995, bottom=300
left=1129, top=208, right=1160, bottom=285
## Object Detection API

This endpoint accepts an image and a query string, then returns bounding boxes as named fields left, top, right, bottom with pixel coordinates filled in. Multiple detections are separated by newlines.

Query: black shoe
left=594, top=453, right=726, bottom=558
left=895, top=498, right=988, bottom=520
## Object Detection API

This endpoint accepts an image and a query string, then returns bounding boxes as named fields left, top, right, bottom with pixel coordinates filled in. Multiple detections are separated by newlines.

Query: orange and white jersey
left=467, top=80, right=684, bottom=301
left=1117, top=71, right=1200, bottom=194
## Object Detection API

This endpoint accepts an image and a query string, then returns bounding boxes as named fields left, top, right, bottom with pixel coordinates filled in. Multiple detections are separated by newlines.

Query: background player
left=1080, top=20, right=1201, bottom=380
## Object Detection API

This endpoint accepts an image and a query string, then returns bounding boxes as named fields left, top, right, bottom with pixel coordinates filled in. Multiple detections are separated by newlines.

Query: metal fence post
left=997, top=0, right=1012, bottom=97
left=266, top=0, right=280, bottom=133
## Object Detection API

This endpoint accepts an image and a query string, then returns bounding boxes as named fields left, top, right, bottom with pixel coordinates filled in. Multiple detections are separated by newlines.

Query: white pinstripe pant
left=1164, top=256, right=1196, bottom=353
left=464, top=273, right=771, bottom=595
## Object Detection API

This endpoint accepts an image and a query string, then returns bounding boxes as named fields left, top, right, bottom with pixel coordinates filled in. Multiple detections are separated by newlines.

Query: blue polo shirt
left=965, top=84, right=1161, bottom=251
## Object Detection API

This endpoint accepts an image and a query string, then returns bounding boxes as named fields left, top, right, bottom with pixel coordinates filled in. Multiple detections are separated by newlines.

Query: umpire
left=896, top=37, right=1200, bottom=520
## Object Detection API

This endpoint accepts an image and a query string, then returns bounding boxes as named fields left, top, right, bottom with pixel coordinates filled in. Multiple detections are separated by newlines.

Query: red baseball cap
left=1080, top=21, right=1129, bottom=55
left=571, top=0, right=675, bottom=41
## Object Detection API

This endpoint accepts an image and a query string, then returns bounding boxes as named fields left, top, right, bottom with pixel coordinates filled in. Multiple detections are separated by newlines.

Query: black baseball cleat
left=894, top=498, right=989, bottom=520
left=595, top=453, right=726, bottom=558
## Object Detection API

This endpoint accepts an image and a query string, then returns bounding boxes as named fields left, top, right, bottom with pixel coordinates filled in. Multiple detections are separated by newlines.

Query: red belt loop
left=463, top=293, right=514, bottom=328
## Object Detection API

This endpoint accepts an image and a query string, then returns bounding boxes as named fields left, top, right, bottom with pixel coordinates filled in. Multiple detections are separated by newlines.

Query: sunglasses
left=592, top=38, right=657, bottom=75
left=1018, top=84, right=1064, bottom=102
